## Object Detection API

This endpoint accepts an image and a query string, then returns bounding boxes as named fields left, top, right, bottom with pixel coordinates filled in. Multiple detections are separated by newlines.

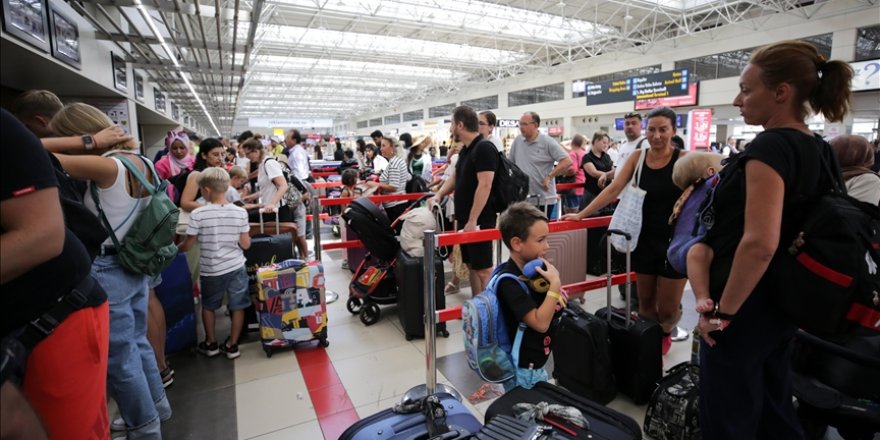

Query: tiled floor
left=119, top=227, right=828, bottom=439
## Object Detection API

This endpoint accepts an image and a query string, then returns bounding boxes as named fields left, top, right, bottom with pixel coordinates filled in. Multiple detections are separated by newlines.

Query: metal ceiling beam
left=81, top=0, right=250, bottom=21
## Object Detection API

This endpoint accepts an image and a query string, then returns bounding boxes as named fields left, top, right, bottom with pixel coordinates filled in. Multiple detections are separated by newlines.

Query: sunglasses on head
left=624, top=112, right=641, bottom=119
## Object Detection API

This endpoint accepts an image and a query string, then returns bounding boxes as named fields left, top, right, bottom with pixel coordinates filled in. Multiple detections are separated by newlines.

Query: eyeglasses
left=624, top=112, right=642, bottom=119
left=520, top=121, right=536, bottom=126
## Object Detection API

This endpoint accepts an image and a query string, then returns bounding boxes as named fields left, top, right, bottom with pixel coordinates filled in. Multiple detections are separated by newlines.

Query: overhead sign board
left=248, top=118, right=333, bottom=128
left=587, top=69, right=692, bottom=107
left=634, top=83, right=699, bottom=110
left=851, top=59, right=880, bottom=92
left=497, top=119, right=520, bottom=128
left=585, top=78, right=633, bottom=105
left=686, top=109, right=713, bottom=151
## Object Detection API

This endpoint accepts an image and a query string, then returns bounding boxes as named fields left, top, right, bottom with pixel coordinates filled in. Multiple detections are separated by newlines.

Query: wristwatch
left=82, top=135, right=95, bottom=151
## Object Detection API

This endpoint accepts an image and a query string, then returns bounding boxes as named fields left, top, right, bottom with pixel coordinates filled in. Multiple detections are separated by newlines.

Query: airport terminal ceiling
left=77, top=0, right=879, bottom=135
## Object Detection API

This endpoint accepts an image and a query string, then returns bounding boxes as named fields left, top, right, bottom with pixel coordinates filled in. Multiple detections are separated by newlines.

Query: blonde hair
left=50, top=103, right=136, bottom=150
left=228, top=166, right=247, bottom=179
left=672, top=152, right=724, bottom=190
left=197, top=167, right=230, bottom=193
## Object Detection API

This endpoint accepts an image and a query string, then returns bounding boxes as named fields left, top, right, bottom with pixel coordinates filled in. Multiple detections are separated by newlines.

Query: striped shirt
left=380, top=155, right=410, bottom=208
left=186, top=203, right=250, bottom=277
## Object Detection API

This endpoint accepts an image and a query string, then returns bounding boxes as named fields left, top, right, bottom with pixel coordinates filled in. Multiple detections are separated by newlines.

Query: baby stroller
left=791, top=329, right=880, bottom=440
left=341, top=194, right=431, bottom=326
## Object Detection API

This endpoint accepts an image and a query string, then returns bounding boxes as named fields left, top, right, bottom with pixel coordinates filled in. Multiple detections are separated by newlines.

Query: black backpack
left=775, top=135, right=880, bottom=336
left=488, top=141, right=529, bottom=212
left=166, top=169, right=192, bottom=206
left=48, top=153, right=107, bottom=260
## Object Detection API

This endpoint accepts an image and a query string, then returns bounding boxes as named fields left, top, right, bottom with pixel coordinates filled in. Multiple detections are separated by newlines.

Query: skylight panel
left=269, top=0, right=606, bottom=44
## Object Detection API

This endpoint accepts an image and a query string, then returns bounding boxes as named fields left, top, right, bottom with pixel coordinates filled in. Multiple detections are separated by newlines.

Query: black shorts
left=460, top=240, right=493, bottom=271
left=632, top=235, right=685, bottom=279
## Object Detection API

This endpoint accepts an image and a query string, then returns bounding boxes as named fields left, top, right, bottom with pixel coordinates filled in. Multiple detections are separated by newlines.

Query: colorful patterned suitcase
left=256, top=259, right=329, bottom=357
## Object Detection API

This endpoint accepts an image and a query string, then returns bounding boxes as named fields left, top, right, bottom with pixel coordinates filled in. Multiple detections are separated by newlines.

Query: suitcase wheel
left=264, top=347, right=273, bottom=358
left=346, top=296, right=363, bottom=315
left=405, top=334, right=414, bottom=341
left=439, top=329, right=450, bottom=338
left=319, top=338, right=330, bottom=348
left=359, top=303, right=381, bottom=326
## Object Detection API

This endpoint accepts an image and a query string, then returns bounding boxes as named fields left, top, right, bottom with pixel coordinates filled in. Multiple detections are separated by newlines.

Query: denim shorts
left=200, top=266, right=250, bottom=311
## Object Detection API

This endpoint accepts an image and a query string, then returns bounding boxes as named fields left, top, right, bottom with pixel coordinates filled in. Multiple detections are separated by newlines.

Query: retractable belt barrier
left=311, top=172, right=337, bottom=178
left=420, top=216, right=634, bottom=394
left=311, top=181, right=344, bottom=189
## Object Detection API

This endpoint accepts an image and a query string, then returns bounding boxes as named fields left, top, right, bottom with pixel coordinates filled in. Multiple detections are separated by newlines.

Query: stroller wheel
left=346, top=297, right=363, bottom=315
left=319, top=338, right=330, bottom=348
left=359, top=303, right=381, bottom=326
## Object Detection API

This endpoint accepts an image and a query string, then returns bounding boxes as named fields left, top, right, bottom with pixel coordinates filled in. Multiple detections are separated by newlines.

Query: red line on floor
left=295, top=346, right=359, bottom=440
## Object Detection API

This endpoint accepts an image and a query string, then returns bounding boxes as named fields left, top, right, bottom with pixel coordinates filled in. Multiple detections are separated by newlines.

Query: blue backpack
left=462, top=265, right=529, bottom=383
left=667, top=174, right=720, bottom=275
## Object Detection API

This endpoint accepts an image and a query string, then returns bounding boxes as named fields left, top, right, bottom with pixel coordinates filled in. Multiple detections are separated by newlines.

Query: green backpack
left=90, top=154, right=180, bottom=276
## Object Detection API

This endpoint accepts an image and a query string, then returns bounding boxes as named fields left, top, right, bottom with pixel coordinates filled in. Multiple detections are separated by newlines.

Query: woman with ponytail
left=695, top=40, right=852, bottom=439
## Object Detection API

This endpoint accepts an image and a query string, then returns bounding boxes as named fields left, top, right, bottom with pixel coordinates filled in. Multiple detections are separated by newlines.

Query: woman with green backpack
left=51, top=103, right=173, bottom=439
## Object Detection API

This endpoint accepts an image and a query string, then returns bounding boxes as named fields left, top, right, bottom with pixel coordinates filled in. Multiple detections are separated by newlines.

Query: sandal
left=444, top=282, right=460, bottom=295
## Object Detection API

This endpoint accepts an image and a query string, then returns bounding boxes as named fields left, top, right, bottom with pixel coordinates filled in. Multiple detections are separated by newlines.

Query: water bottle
left=691, top=326, right=701, bottom=366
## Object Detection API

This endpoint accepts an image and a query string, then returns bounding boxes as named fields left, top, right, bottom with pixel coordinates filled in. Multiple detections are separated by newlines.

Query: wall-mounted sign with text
left=497, top=119, right=520, bottom=128
left=587, top=69, right=694, bottom=108
left=248, top=118, right=333, bottom=128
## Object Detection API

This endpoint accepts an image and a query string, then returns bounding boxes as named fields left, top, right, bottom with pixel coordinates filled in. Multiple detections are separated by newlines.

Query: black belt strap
left=16, top=276, right=107, bottom=351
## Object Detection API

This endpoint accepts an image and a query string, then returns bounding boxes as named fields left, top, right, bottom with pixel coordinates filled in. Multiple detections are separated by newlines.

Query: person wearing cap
left=509, top=111, right=571, bottom=219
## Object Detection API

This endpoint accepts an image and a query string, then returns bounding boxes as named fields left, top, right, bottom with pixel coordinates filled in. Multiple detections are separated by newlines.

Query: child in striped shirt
left=179, top=167, right=252, bottom=359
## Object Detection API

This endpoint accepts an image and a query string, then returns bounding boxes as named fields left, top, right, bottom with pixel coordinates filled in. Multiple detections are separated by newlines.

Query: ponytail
left=811, top=59, right=854, bottom=123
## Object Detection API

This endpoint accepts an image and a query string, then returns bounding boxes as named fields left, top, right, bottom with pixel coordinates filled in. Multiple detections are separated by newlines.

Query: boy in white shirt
left=179, top=167, right=252, bottom=359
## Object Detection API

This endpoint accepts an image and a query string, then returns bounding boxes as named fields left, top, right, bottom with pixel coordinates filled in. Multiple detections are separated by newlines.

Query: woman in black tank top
left=563, top=107, right=688, bottom=353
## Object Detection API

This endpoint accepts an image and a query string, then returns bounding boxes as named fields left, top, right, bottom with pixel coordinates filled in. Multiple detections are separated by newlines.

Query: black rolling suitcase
left=552, top=302, right=616, bottom=404
left=395, top=249, right=448, bottom=340
left=485, top=381, right=642, bottom=440
left=594, top=229, right=662, bottom=405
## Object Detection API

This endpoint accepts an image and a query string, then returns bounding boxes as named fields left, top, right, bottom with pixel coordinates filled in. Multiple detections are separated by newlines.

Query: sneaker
left=160, top=365, right=175, bottom=388
left=222, top=338, right=241, bottom=360
left=661, top=334, right=672, bottom=356
left=671, top=326, right=689, bottom=342
left=110, top=417, right=126, bottom=431
left=198, top=341, right=220, bottom=357
left=444, top=282, right=460, bottom=295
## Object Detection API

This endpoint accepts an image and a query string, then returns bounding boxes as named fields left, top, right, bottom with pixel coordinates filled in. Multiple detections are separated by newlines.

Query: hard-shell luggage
left=546, top=229, right=588, bottom=286
left=485, top=381, right=642, bottom=440
left=154, top=252, right=196, bottom=353
left=594, top=229, right=662, bottom=405
left=395, top=249, right=447, bottom=340
left=552, top=302, right=616, bottom=404
left=242, top=212, right=295, bottom=338
left=339, top=393, right=481, bottom=440
left=643, top=362, right=700, bottom=440
left=344, top=224, right=368, bottom=273
left=255, top=259, right=328, bottom=357
left=473, top=415, right=546, bottom=440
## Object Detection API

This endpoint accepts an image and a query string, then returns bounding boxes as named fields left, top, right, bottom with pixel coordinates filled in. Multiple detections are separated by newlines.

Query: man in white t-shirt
left=610, top=111, right=646, bottom=179
left=286, top=129, right=310, bottom=182
left=721, top=136, right=735, bottom=157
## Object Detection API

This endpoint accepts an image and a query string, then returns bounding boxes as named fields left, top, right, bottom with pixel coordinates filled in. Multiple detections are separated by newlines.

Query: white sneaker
left=671, top=326, right=689, bottom=342
left=110, top=417, right=126, bottom=431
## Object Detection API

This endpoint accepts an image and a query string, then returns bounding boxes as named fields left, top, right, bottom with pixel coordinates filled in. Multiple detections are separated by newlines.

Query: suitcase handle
left=606, top=229, right=633, bottom=327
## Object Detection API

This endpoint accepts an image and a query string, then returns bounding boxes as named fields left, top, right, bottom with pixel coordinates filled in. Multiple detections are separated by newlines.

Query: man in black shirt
left=431, top=106, right=498, bottom=294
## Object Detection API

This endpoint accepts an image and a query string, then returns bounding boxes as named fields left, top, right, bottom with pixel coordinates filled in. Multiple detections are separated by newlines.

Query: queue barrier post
left=311, top=195, right=339, bottom=304
left=423, top=229, right=437, bottom=395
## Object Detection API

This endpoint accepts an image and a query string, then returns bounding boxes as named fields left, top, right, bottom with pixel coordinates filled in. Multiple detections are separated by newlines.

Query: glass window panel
left=802, top=33, right=833, bottom=59
left=383, top=114, right=401, bottom=125
left=509, top=83, right=564, bottom=107
left=369, top=118, right=382, bottom=127
left=461, top=95, right=498, bottom=111
left=357, top=121, right=368, bottom=129
left=429, top=103, right=456, bottom=118
left=694, top=55, right=718, bottom=81
left=855, top=25, right=880, bottom=61
left=403, top=110, right=423, bottom=122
